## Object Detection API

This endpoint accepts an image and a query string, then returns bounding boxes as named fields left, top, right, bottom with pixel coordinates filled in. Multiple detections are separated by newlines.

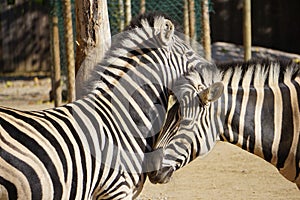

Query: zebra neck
left=213, top=84, right=267, bottom=158
left=69, top=89, right=169, bottom=150
left=213, top=76, right=300, bottom=167
left=210, top=61, right=300, bottom=186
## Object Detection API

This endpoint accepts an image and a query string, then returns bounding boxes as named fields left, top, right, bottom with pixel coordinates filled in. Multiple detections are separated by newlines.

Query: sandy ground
left=0, top=43, right=299, bottom=199
left=139, top=143, right=299, bottom=200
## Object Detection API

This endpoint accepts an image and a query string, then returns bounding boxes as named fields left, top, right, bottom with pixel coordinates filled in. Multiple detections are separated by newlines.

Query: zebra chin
left=147, top=166, right=175, bottom=184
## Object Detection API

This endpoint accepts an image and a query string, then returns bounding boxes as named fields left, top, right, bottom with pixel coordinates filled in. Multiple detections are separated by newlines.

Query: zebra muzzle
left=147, top=166, right=174, bottom=184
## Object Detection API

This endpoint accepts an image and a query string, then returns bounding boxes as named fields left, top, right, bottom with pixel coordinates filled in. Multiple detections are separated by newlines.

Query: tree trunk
left=51, top=14, right=62, bottom=107
left=125, top=0, right=132, bottom=26
left=243, top=0, right=252, bottom=61
left=201, top=0, right=212, bottom=61
left=183, top=0, right=190, bottom=43
left=63, top=0, right=76, bottom=102
left=75, top=0, right=111, bottom=99
left=140, top=0, right=146, bottom=14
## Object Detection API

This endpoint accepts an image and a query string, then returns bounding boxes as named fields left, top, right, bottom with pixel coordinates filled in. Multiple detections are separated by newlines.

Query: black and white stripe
left=0, top=13, right=209, bottom=199
left=148, top=65, right=224, bottom=184
left=215, top=60, right=300, bottom=189
left=149, top=60, right=300, bottom=189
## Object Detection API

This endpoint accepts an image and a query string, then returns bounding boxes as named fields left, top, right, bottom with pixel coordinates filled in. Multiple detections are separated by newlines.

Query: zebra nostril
left=147, top=166, right=174, bottom=184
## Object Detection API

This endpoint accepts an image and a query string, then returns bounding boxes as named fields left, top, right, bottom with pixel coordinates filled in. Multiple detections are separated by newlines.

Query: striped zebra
left=148, top=65, right=224, bottom=184
left=149, top=60, right=300, bottom=189
left=0, top=13, right=212, bottom=199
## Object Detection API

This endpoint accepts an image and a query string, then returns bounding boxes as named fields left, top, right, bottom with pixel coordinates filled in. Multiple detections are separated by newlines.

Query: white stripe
left=238, top=66, right=254, bottom=147
left=253, top=65, right=267, bottom=157
left=269, top=64, right=282, bottom=165
left=227, top=67, right=242, bottom=142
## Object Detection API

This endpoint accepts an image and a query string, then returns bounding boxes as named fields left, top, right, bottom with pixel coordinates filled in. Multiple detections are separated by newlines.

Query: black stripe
left=223, top=87, right=233, bottom=141
left=119, top=56, right=139, bottom=68
left=0, top=114, right=62, bottom=200
left=0, top=176, right=17, bottom=199
left=277, top=84, right=293, bottom=169
left=243, top=87, right=257, bottom=153
left=261, top=88, right=275, bottom=162
left=0, top=143, right=42, bottom=199
left=231, top=88, right=242, bottom=144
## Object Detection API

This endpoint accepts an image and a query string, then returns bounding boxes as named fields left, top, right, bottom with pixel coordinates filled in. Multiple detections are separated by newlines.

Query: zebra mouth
left=147, top=166, right=174, bottom=184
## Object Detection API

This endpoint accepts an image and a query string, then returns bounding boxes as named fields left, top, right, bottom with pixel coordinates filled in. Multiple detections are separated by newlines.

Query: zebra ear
left=199, top=82, right=224, bottom=103
left=160, top=19, right=174, bottom=45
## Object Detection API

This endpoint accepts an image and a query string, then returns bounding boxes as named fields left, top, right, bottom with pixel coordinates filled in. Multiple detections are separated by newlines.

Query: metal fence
left=0, top=0, right=211, bottom=75
left=108, top=0, right=212, bottom=41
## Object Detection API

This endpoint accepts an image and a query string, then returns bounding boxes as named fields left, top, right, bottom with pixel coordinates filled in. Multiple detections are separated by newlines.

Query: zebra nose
left=147, top=166, right=174, bottom=184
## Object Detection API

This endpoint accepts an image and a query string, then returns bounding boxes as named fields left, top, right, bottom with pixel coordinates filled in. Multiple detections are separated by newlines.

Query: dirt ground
left=0, top=77, right=299, bottom=200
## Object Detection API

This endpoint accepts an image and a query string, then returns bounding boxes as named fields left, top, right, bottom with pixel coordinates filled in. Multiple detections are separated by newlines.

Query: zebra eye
left=185, top=51, right=194, bottom=57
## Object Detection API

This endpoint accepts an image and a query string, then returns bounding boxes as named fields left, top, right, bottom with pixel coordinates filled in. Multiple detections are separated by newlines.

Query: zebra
left=0, top=12, right=214, bottom=199
left=148, top=64, right=224, bottom=184
left=148, top=60, right=300, bottom=189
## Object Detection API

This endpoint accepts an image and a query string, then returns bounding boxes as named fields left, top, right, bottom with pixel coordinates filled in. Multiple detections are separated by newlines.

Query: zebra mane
left=218, top=59, right=300, bottom=87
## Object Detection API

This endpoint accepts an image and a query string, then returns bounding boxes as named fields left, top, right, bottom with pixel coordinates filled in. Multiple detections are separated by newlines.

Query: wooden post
left=183, top=0, right=190, bottom=43
left=51, top=15, right=62, bottom=107
left=125, top=0, right=132, bottom=26
left=140, top=0, right=146, bottom=14
left=63, top=0, right=76, bottom=102
left=50, top=1, right=62, bottom=107
left=188, top=0, right=196, bottom=42
left=119, top=0, right=125, bottom=31
left=201, top=0, right=212, bottom=61
left=75, top=0, right=111, bottom=99
left=243, top=0, right=252, bottom=61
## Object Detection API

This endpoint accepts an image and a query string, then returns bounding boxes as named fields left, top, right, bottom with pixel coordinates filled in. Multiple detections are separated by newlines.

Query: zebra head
left=148, top=65, right=224, bottom=184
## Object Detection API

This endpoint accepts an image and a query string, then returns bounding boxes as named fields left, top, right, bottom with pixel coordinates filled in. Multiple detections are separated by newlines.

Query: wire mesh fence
left=108, top=0, right=213, bottom=42
left=0, top=0, right=212, bottom=76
